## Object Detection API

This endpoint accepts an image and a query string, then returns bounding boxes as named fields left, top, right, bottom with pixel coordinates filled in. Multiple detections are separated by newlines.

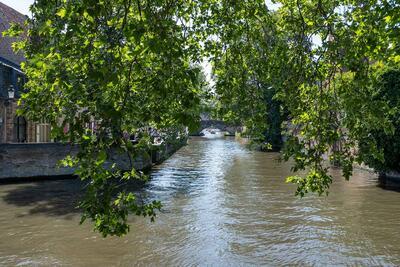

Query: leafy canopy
left=5, top=0, right=399, bottom=235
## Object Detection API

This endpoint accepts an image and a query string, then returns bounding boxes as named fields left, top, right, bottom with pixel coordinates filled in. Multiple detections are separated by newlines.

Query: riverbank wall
left=0, top=139, right=186, bottom=181
left=377, top=171, right=400, bottom=188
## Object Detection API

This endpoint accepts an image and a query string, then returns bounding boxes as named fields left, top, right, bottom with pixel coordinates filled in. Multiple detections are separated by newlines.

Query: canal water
left=0, top=137, right=399, bottom=266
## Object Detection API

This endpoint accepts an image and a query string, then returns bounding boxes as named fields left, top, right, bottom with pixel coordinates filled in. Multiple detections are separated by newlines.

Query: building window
left=36, top=119, right=51, bottom=143
left=0, top=65, right=12, bottom=98
left=14, top=116, right=26, bottom=143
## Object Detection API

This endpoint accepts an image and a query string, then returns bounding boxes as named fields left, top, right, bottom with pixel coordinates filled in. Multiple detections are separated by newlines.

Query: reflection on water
left=0, top=137, right=399, bottom=266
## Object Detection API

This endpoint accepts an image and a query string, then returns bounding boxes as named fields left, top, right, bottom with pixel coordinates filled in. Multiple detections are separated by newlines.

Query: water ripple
left=0, top=137, right=399, bottom=266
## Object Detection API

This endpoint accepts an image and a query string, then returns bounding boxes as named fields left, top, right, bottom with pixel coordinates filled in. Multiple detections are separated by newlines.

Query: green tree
left=5, top=0, right=399, bottom=235
left=358, top=64, right=400, bottom=173
left=7, top=0, right=208, bottom=237
left=201, top=0, right=399, bottom=196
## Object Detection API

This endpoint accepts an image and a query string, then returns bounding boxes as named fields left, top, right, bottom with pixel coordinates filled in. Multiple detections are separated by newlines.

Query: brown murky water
left=0, top=137, right=399, bottom=266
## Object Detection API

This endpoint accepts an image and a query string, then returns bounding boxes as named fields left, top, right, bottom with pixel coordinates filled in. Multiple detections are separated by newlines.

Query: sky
left=1, top=0, right=33, bottom=15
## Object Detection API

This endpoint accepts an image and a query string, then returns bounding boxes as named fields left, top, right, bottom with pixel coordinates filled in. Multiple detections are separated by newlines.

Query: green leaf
left=56, top=8, right=67, bottom=18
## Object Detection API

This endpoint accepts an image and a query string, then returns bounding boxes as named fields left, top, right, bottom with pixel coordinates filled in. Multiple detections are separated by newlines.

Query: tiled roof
left=0, top=2, right=27, bottom=67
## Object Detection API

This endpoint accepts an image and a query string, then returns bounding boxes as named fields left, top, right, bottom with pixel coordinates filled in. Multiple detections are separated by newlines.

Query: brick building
left=0, top=2, right=50, bottom=144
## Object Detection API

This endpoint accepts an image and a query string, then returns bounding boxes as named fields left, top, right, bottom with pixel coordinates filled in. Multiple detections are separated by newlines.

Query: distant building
left=0, top=2, right=50, bottom=143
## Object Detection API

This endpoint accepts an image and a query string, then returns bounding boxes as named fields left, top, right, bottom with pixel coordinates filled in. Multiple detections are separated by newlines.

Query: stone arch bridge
left=190, top=120, right=241, bottom=136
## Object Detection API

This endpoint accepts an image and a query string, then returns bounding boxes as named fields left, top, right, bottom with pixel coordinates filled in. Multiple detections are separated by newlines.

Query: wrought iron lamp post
left=8, top=85, right=15, bottom=100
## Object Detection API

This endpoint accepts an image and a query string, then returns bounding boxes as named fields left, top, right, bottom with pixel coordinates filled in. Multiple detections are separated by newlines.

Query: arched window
left=14, top=116, right=27, bottom=143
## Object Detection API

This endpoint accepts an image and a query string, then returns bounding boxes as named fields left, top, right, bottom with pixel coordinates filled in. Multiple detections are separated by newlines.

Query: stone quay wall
left=0, top=140, right=186, bottom=180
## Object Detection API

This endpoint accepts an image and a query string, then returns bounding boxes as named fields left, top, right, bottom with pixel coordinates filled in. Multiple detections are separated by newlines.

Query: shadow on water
left=0, top=176, right=161, bottom=219
left=1, top=179, right=85, bottom=218
left=377, top=175, right=400, bottom=193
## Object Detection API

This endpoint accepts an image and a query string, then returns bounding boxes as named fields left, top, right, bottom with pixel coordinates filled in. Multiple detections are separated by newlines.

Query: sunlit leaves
left=11, top=0, right=210, bottom=237
left=56, top=8, right=67, bottom=18
left=205, top=0, right=399, bottom=196
left=5, top=0, right=399, bottom=234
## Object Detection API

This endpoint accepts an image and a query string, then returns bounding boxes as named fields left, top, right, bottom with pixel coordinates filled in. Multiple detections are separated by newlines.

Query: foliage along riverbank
left=4, top=0, right=399, bottom=236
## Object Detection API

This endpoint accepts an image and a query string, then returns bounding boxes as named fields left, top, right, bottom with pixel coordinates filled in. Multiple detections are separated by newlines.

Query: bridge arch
left=191, top=120, right=241, bottom=136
